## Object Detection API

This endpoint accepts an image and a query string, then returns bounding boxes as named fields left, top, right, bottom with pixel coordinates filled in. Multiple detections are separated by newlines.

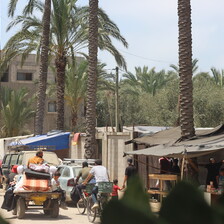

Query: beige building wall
left=70, top=131, right=134, bottom=186
left=1, top=54, right=84, bottom=134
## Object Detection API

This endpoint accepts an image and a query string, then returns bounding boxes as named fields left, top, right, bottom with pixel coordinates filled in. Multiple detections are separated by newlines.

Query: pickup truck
left=1, top=150, right=60, bottom=188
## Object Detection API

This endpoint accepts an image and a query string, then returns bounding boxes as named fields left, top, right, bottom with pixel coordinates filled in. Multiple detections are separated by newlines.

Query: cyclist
left=75, top=161, right=93, bottom=196
left=83, top=159, right=109, bottom=210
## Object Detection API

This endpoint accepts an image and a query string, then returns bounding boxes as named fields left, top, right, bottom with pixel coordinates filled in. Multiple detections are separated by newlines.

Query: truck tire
left=50, top=199, right=59, bottom=218
left=17, top=197, right=26, bottom=219
left=43, top=199, right=50, bottom=215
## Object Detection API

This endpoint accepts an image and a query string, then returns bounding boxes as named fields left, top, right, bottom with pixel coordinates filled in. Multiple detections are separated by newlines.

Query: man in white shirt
left=83, top=159, right=109, bottom=210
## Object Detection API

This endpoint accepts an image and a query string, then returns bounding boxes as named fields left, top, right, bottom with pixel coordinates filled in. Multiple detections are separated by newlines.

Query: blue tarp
left=9, top=132, right=70, bottom=150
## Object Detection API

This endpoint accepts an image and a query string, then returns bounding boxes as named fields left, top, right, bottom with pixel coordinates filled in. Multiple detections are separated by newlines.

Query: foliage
left=64, top=60, right=88, bottom=131
left=102, top=176, right=224, bottom=224
left=122, top=66, right=177, bottom=96
left=0, top=87, right=35, bottom=137
left=0, top=216, right=9, bottom=224
left=102, top=176, right=157, bottom=224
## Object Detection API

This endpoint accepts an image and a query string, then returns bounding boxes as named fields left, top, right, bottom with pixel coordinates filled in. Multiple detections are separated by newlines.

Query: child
left=51, top=171, right=68, bottom=210
left=111, top=179, right=121, bottom=200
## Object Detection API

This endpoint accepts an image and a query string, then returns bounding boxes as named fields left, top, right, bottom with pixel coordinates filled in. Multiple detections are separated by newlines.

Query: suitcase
left=25, top=168, right=51, bottom=180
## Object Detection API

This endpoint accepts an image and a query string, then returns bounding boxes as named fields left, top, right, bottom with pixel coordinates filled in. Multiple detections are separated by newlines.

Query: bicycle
left=76, top=187, right=90, bottom=214
left=86, top=182, right=113, bottom=223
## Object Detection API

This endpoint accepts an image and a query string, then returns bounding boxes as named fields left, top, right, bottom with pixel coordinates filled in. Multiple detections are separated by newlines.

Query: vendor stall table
left=148, top=174, right=178, bottom=202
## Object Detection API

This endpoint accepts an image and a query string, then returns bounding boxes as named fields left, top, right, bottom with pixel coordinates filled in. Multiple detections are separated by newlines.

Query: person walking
left=111, top=179, right=122, bottom=200
left=122, top=158, right=137, bottom=188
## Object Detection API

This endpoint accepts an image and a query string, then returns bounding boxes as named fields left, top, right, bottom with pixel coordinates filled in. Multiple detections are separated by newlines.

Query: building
left=0, top=54, right=84, bottom=134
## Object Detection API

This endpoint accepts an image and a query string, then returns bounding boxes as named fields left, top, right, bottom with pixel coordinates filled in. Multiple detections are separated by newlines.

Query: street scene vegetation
left=1, top=0, right=224, bottom=223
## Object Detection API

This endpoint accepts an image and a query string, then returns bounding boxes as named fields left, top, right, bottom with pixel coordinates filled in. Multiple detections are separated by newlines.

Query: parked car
left=57, top=164, right=82, bottom=201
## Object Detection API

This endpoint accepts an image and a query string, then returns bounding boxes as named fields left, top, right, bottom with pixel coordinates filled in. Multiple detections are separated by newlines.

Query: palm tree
left=170, top=58, right=199, bottom=75
left=0, top=87, right=35, bottom=137
left=35, top=0, right=51, bottom=135
left=5, top=0, right=128, bottom=131
left=65, top=60, right=88, bottom=130
left=210, top=67, right=224, bottom=87
left=84, top=0, right=99, bottom=159
left=122, top=66, right=177, bottom=96
left=178, top=0, right=195, bottom=139
left=8, top=0, right=51, bottom=135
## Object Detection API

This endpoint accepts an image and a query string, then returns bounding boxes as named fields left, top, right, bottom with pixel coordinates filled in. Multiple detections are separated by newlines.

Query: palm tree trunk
left=84, top=0, right=99, bottom=159
left=55, top=52, right=67, bottom=130
left=71, top=108, right=78, bottom=131
left=34, top=0, right=51, bottom=135
left=178, top=0, right=195, bottom=139
left=178, top=0, right=197, bottom=184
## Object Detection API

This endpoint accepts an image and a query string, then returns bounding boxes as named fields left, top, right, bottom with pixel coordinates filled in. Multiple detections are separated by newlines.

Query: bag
left=25, top=168, right=51, bottom=180
left=29, top=163, right=50, bottom=173
left=70, top=185, right=80, bottom=205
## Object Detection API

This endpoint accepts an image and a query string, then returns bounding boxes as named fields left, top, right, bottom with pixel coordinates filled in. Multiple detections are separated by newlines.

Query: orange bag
left=22, top=175, right=50, bottom=192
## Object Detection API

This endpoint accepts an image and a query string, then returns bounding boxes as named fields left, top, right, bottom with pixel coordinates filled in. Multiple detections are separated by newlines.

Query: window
left=17, top=72, right=33, bottom=81
left=62, top=167, right=70, bottom=177
left=10, top=154, right=19, bottom=166
left=1, top=72, right=9, bottom=82
left=48, top=101, right=57, bottom=112
left=72, top=167, right=81, bottom=177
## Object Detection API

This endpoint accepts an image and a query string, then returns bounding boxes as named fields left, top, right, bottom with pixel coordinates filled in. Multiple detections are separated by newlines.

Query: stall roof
left=125, top=124, right=224, bottom=158
left=127, top=124, right=224, bottom=146
left=9, top=131, right=70, bottom=150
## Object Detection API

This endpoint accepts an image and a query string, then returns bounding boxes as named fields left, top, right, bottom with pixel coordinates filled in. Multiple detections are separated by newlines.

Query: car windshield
left=72, top=167, right=81, bottom=177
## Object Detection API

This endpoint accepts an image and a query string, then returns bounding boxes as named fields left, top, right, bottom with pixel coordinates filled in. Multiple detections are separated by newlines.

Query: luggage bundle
left=22, top=164, right=51, bottom=191
left=22, top=174, right=50, bottom=191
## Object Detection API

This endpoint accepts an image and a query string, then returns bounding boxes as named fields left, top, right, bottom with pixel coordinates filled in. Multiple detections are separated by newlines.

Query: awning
left=125, top=124, right=224, bottom=158
left=125, top=144, right=224, bottom=159
left=126, top=124, right=224, bottom=146
left=9, top=132, right=70, bottom=150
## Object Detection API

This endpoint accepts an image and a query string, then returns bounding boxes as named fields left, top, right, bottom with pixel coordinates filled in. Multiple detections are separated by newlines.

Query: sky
left=1, top=0, right=224, bottom=74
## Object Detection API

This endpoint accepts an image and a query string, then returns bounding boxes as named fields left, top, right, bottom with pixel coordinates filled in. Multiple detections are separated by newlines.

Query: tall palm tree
left=5, top=0, right=128, bottom=132
left=170, top=58, right=199, bottom=76
left=178, top=0, right=195, bottom=139
left=84, top=0, right=99, bottom=159
left=8, top=0, right=51, bottom=135
left=35, top=0, right=51, bottom=135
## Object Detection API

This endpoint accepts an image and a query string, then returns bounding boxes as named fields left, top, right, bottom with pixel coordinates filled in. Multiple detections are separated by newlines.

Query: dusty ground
left=0, top=189, right=99, bottom=224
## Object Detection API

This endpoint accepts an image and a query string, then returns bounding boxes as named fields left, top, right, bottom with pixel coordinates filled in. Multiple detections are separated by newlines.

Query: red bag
left=22, top=175, right=50, bottom=192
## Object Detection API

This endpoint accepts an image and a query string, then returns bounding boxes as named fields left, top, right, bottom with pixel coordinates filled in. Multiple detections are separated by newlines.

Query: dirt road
left=0, top=190, right=99, bottom=224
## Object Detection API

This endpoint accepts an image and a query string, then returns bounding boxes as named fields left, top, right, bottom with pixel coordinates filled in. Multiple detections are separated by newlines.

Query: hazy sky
left=1, top=0, right=224, bottom=74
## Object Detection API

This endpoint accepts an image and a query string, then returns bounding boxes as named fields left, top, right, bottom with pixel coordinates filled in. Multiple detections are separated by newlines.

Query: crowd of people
left=157, top=156, right=224, bottom=191
left=3, top=149, right=224, bottom=215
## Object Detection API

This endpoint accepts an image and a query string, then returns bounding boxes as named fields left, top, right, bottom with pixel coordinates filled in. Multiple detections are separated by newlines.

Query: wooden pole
left=181, top=150, right=187, bottom=180
left=115, top=66, right=119, bottom=132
